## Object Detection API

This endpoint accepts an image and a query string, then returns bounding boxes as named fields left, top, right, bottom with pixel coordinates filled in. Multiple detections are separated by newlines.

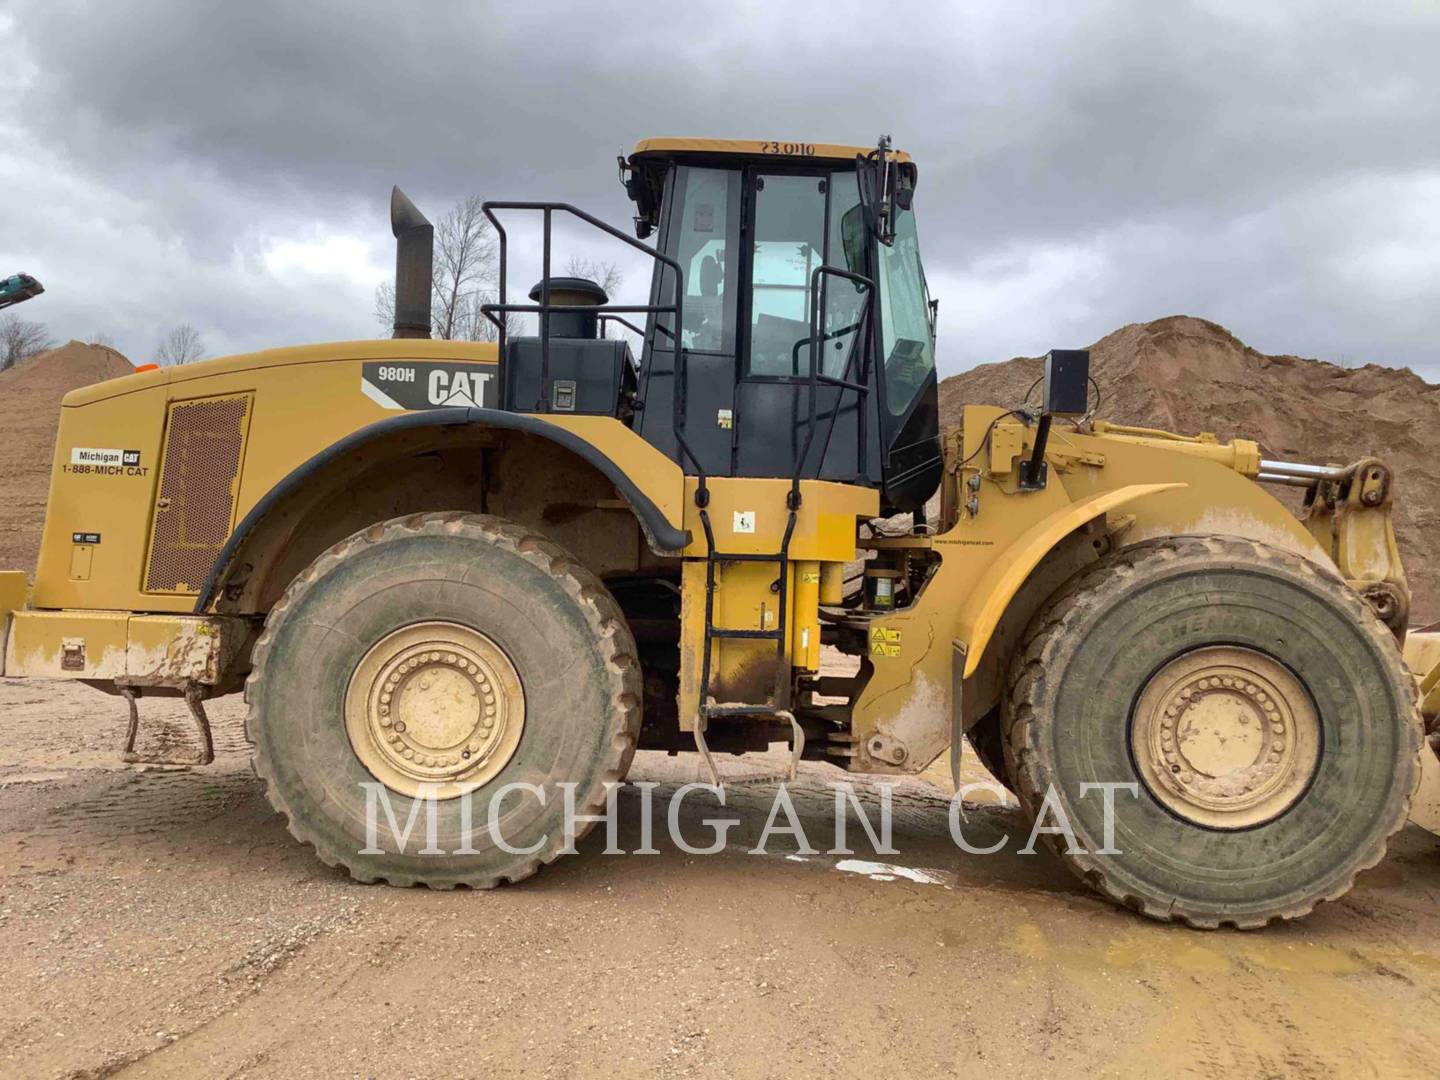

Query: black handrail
left=596, top=313, right=649, bottom=340
left=789, top=316, right=863, bottom=375
left=478, top=201, right=709, bottom=498
left=795, top=265, right=876, bottom=506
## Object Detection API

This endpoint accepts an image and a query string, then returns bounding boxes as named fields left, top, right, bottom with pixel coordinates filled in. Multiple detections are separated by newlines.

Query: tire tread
left=245, top=512, right=642, bottom=889
left=1001, top=534, right=1422, bottom=929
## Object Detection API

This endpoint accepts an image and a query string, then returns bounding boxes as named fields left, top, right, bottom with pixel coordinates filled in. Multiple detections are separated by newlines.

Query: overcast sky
left=3, top=1, right=1438, bottom=381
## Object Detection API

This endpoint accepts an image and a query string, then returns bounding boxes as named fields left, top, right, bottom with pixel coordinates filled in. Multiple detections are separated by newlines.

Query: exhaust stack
left=390, top=186, right=433, bottom=339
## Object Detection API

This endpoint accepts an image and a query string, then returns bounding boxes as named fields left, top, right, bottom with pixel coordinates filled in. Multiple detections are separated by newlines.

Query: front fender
left=956, top=483, right=1184, bottom=677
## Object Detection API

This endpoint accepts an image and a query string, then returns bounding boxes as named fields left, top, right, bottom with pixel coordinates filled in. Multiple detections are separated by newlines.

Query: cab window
left=664, top=167, right=740, bottom=354
left=748, top=175, right=825, bottom=375
left=876, top=206, right=935, bottom=415
left=748, top=173, right=867, bottom=378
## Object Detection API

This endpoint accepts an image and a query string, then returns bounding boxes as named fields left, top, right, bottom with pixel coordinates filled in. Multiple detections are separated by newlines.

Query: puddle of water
left=834, top=859, right=950, bottom=886
left=1102, top=930, right=1363, bottom=977
left=1235, top=939, right=1363, bottom=976
left=1107, top=936, right=1231, bottom=975
left=1372, top=948, right=1440, bottom=974
left=1010, top=922, right=1049, bottom=960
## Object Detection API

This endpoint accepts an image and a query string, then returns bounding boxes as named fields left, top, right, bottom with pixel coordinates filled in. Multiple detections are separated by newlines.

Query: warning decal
left=869, top=626, right=902, bottom=658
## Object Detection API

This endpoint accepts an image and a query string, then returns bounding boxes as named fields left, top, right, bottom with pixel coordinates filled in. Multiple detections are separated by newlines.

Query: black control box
left=1042, top=349, right=1090, bottom=416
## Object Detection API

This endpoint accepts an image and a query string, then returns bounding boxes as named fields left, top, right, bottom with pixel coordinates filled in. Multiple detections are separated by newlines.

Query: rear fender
left=196, top=409, right=690, bottom=614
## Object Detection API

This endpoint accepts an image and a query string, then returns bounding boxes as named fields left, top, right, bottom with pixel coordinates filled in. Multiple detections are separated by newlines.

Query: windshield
left=876, top=206, right=935, bottom=416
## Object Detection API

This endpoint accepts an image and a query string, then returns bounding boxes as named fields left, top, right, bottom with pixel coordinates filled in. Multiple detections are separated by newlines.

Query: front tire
left=246, top=512, right=641, bottom=887
left=1003, top=535, right=1421, bottom=928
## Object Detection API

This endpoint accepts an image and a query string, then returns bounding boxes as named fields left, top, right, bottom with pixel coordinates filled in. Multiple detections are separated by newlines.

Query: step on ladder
left=691, top=491, right=806, bottom=786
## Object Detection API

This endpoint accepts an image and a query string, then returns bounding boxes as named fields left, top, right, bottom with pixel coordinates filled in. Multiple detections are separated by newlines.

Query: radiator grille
left=143, top=394, right=252, bottom=594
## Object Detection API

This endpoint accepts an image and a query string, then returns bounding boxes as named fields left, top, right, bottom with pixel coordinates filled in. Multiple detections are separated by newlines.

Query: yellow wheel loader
left=2, top=137, right=1436, bottom=927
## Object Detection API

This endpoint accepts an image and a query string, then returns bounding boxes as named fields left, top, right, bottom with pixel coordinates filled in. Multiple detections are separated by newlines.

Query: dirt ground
left=1, top=679, right=1438, bottom=1078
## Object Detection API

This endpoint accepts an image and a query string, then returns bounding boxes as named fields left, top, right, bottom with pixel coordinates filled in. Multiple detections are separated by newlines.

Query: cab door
left=734, top=169, right=875, bottom=484
left=635, top=160, right=885, bottom=491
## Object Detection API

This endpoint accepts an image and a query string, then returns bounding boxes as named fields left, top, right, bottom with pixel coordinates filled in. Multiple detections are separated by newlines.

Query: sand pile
left=941, top=315, right=1440, bottom=623
left=0, top=341, right=134, bottom=574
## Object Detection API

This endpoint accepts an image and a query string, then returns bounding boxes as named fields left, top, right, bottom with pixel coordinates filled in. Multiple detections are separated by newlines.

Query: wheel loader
left=2, top=136, right=1437, bottom=928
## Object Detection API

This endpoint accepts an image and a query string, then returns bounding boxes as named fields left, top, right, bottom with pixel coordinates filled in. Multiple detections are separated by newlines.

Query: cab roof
left=631, top=137, right=914, bottom=167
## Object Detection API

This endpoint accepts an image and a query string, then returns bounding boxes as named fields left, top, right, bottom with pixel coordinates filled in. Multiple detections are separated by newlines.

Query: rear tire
left=247, top=512, right=641, bottom=887
left=1003, top=535, right=1421, bottom=928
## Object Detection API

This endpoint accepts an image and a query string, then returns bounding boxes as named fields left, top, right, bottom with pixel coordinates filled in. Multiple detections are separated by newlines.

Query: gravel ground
left=2, top=677, right=1439, bottom=1078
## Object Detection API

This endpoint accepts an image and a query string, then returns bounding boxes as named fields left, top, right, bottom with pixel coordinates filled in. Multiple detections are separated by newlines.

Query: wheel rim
left=345, top=621, right=525, bottom=800
left=1131, top=646, right=1320, bottom=829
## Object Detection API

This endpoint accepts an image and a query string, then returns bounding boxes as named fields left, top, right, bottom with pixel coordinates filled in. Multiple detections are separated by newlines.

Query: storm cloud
left=3, top=0, right=1438, bottom=379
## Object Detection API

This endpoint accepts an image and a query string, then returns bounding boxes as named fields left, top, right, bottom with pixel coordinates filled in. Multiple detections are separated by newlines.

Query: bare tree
left=453, top=290, right=520, bottom=343
left=155, top=322, right=206, bottom=365
left=373, top=280, right=397, bottom=333
left=89, top=332, right=116, bottom=349
left=433, top=195, right=497, bottom=340
left=563, top=256, right=624, bottom=298
left=374, top=195, right=513, bottom=342
left=0, top=315, right=54, bottom=370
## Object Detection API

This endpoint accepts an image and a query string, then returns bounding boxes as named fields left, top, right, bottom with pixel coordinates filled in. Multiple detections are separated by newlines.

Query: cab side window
left=877, top=207, right=936, bottom=416
left=748, top=175, right=826, bottom=376
left=667, top=167, right=739, bottom=355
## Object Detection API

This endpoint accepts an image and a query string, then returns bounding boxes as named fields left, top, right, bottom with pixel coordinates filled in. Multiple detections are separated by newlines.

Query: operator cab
left=624, top=137, right=940, bottom=513
left=484, top=137, right=942, bottom=514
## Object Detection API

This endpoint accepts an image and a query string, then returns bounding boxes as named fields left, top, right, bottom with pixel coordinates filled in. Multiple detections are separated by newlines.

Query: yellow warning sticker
left=800, top=571, right=821, bottom=584
left=869, top=626, right=901, bottom=658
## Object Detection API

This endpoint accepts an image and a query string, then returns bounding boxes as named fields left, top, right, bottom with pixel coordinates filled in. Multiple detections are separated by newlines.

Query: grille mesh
left=143, top=394, right=251, bottom=594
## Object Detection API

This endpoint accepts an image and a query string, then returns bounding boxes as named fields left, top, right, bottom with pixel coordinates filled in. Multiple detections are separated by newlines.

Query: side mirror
left=856, top=136, right=896, bottom=245
left=856, top=135, right=912, bottom=245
